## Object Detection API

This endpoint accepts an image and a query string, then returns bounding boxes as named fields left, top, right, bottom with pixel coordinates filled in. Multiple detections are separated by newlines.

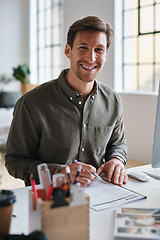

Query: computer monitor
left=152, top=82, right=160, bottom=168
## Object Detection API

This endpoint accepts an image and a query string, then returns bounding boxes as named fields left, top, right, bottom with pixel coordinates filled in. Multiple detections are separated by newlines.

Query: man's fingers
left=106, top=163, right=116, bottom=183
left=123, top=172, right=128, bottom=184
left=112, top=165, right=121, bottom=185
left=83, top=170, right=96, bottom=181
left=76, top=175, right=92, bottom=186
left=97, top=164, right=104, bottom=175
left=68, top=163, right=96, bottom=186
left=117, top=168, right=125, bottom=186
left=113, top=168, right=128, bottom=186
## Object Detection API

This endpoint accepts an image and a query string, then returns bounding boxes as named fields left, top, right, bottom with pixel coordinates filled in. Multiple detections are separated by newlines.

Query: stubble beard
left=75, top=63, right=101, bottom=83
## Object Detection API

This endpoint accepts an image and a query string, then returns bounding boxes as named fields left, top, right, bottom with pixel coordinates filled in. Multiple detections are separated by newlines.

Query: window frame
left=115, top=0, right=160, bottom=93
left=29, top=0, right=63, bottom=85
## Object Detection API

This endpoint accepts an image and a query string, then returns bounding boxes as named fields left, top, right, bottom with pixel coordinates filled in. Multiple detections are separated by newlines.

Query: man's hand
left=61, top=162, right=96, bottom=187
left=97, top=158, right=128, bottom=186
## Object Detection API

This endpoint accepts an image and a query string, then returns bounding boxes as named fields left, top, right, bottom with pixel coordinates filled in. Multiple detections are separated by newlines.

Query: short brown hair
left=67, top=16, right=114, bottom=50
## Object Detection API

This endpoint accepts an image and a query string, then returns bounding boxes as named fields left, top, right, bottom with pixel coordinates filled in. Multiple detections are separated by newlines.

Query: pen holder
left=29, top=189, right=89, bottom=240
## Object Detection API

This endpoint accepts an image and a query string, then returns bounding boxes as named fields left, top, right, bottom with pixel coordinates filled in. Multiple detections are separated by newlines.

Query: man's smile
left=65, top=30, right=107, bottom=83
left=80, top=63, right=97, bottom=71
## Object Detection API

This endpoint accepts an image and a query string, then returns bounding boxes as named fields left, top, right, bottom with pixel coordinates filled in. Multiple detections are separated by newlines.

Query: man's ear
left=104, top=52, right=108, bottom=62
left=64, top=43, right=71, bottom=59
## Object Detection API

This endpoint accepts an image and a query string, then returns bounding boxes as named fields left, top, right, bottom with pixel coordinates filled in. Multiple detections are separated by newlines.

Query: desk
left=10, top=165, right=160, bottom=240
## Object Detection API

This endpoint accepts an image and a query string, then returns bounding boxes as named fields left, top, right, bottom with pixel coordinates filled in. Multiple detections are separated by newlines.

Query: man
left=5, top=16, right=128, bottom=186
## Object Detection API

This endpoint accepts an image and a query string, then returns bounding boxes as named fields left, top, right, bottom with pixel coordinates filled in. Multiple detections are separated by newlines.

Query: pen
left=46, top=184, right=54, bottom=201
left=74, top=159, right=105, bottom=182
left=65, top=166, right=71, bottom=183
left=31, top=177, right=38, bottom=210
left=89, top=172, right=105, bottom=182
left=74, top=164, right=82, bottom=184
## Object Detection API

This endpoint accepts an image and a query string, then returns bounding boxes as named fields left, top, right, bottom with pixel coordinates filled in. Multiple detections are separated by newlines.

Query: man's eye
left=79, top=46, right=87, bottom=50
left=96, top=48, right=104, bottom=53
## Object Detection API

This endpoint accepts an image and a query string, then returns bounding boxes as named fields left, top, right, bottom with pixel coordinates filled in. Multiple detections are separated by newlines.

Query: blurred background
left=0, top=0, right=160, bottom=188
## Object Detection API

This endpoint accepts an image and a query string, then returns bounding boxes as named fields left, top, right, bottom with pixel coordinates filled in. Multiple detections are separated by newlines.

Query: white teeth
left=81, top=64, right=95, bottom=70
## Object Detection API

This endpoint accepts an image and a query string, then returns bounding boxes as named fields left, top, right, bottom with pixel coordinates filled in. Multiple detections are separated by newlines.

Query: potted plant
left=13, top=64, right=38, bottom=94
left=0, top=74, right=21, bottom=108
left=0, top=74, right=12, bottom=90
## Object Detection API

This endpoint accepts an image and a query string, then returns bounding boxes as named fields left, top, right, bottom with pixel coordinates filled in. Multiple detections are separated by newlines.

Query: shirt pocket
left=89, top=126, right=113, bottom=156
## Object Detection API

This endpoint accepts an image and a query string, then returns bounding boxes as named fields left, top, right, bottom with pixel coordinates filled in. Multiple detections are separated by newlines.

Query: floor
left=0, top=151, right=145, bottom=190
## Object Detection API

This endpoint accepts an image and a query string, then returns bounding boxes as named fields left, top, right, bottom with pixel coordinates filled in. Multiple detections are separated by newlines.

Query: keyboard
left=143, top=168, right=160, bottom=180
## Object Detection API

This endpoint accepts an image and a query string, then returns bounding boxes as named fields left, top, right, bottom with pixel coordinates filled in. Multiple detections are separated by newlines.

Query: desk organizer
left=29, top=189, right=89, bottom=240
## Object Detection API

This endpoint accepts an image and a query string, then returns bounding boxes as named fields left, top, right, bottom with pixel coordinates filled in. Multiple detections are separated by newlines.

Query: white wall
left=114, top=0, right=158, bottom=164
left=0, top=0, right=157, bottom=164
left=63, top=0, right=114, bottom=88
left=0, top=0, right=29, bottom=91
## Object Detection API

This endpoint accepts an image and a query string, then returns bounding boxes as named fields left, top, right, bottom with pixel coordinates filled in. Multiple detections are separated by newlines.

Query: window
left=115, top=0, right=160, bottom=93
left=30, top=0, right=63, bottom=85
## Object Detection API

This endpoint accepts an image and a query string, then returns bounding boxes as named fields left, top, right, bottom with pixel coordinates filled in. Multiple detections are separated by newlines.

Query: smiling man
left=5, top=16, right=128, bottom=186
left=65, top=30, right=107, bottom=100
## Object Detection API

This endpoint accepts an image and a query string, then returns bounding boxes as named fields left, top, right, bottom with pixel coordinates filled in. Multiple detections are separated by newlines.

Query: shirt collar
left=57, top=69, right=98, bottom=101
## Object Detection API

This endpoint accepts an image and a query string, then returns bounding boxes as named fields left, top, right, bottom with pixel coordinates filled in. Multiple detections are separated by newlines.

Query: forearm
left=105, top=113, right=128, bottom=164
left=105, top=145, right=128, bottom=165
left=5, top=155, right=58, bottom=185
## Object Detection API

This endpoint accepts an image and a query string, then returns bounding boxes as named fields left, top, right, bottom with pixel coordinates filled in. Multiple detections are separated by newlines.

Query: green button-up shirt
left=5, top=69, right=127, bottom=185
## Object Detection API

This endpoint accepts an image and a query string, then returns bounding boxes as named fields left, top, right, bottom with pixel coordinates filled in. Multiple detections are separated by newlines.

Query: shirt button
left=76, top=93, right=80, bottom=97
left=82, top=148, right=85, bottom=152
left=91, top=96, right=94, bottom=100
left=70, top=97, right=73, bottom=101
left=84, top=124, right=86, bottom=128
left=78, top=101, right=82, bottom=104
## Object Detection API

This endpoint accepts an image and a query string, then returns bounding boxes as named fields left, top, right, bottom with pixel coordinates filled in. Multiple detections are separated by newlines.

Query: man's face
left=65, top=30, right=107, bottom=83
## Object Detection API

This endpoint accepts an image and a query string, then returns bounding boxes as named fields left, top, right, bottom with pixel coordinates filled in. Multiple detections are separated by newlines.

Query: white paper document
left=85, top=179, right=146, bottom=211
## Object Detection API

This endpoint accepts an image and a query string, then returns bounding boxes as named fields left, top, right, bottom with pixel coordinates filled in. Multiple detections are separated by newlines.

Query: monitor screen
left=152, top=82, right=160, bottom=168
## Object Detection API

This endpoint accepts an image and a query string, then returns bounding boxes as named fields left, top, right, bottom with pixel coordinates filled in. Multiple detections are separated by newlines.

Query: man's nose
left=87, top=49, right=96, bottom=62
